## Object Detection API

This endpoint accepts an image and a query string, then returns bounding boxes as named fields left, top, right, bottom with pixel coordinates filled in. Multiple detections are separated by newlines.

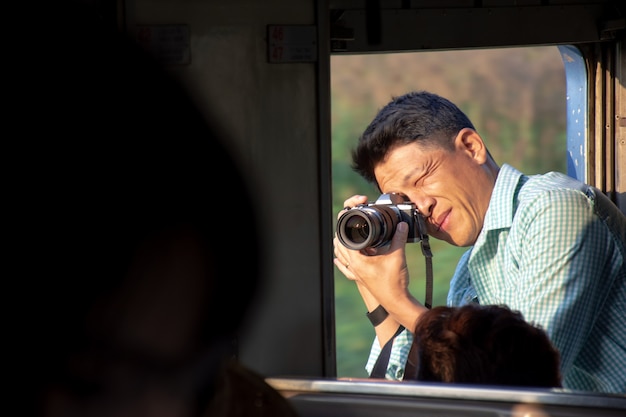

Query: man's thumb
left=391, top=222, right=409, bottom=249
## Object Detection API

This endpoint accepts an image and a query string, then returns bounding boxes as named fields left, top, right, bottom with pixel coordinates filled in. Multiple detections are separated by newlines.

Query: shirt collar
left=483, top=163, right=525, bottom=231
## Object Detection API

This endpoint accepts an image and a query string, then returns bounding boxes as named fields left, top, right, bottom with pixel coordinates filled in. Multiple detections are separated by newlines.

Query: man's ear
left=455, top=128, right=488, bottom=164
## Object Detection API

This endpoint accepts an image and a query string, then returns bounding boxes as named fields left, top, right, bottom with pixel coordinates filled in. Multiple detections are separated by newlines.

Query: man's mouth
left=433, top=209, right=450, bottom=233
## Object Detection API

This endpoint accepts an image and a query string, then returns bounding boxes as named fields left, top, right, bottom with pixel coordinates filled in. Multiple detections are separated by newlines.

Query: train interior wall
left=126, top=0, right=329, bottom=379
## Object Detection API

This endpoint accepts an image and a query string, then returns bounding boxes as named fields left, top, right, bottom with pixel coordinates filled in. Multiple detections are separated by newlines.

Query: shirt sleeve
left=365, top=327, right=414, bottom=380
left=507, top=187, right=622, bottom=374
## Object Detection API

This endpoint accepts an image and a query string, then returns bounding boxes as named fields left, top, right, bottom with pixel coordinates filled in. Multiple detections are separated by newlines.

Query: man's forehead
left=375, top=143, right=437, bottom=189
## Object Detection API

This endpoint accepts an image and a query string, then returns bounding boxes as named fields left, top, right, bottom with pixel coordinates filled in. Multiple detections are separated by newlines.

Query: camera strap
left=420, top=235, right=433, bottom=309
left=370, top=324, right=406, bottom=379
left=369, top=237, right=433, bottom=380
left=369, top=233, right=434, bottom=380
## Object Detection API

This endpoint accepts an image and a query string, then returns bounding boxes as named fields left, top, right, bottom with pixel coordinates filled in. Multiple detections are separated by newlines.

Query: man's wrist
left=366, top=305, right=389, bottom=326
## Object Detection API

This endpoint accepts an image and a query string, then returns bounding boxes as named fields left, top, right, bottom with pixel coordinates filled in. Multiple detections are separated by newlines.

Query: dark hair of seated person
left=406, top=304, right=562, bottom=388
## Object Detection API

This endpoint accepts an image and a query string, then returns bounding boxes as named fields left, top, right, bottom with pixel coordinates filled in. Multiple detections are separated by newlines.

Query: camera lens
left=336, top=206, right=398, bottom=250
left=342, top=215, right=370, bottom=245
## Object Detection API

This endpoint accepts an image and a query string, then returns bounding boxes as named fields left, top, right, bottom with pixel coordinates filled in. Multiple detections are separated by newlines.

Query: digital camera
left=336, top=192, right=428, bottom=250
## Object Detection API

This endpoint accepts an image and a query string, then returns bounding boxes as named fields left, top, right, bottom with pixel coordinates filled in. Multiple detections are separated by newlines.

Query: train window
left=331, top=45, right=572, bottom=378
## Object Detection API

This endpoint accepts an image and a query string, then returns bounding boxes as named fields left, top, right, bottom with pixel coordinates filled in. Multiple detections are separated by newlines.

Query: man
left=333, top=91, right=626, bottom=393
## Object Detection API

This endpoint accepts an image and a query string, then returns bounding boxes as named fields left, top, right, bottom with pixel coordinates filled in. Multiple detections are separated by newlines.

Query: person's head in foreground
left=13, top=2, right=289, bottom=416
left=407, top=304, right=562, bottom=388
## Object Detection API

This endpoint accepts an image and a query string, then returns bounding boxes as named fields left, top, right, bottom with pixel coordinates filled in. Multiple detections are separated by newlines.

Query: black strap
left=366, top=304, right=389, bottom=326
left=370, top=223, right=433, bottom=379
left=420, top=236, right=433, bottom=309
left=370, top=325, right=405, bottom=379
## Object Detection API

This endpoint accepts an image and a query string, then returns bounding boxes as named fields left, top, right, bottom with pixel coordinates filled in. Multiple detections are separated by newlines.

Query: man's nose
left=411, top=192, right=435, bottom=218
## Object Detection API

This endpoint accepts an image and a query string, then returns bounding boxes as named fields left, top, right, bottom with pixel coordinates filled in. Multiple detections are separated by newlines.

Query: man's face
left=373, top=128, right=497, bottom=246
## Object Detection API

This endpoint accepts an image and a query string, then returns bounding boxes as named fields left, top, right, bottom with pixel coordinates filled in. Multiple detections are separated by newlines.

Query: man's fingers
left=390, top=222, right=409, bottom=249
left=342, top=195, right=369, bottom=209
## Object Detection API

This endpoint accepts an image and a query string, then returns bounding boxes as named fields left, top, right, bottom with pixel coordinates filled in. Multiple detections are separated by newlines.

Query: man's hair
left=408, top=304, right=562, bottom=388
left=352, top=91, right=475, bottom=184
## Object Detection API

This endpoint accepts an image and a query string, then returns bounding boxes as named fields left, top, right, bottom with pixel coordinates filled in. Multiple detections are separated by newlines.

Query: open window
left=330, top=44, right=588, bottom=377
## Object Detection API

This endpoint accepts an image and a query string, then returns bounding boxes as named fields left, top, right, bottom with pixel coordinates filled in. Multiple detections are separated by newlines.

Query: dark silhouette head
left=12, top=2, right=264, bottom=416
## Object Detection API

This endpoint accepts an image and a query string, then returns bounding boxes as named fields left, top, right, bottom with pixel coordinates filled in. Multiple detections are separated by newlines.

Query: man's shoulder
left=498, top=164, right=587, bottom=193
left=491, top=165, right=595, bottom=229
left=517, top=169, right=591, bottom=207
left=487, top=165, right=581, bottom=227
left=526, top=170, right=587, bottom=190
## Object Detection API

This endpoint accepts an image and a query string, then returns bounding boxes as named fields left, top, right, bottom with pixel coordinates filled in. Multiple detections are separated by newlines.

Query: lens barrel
left=336, top=206, right=400, bottom=250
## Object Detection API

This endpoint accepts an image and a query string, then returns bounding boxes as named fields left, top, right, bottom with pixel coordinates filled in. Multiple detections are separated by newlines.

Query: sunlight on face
left=374, top=130, right=498, bottom=246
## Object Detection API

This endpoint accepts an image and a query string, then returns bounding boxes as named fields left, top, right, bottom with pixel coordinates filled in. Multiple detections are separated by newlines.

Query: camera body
left=336, top=192, right=428, bottom=250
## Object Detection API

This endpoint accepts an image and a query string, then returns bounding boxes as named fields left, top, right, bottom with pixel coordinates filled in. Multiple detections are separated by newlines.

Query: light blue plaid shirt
left=365, top=164, right=626, bottom=393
